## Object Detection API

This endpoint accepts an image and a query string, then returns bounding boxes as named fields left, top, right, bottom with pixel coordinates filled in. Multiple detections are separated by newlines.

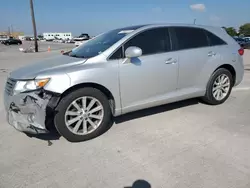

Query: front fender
left=37, top=73, right=71, bottom=94
left=66, top=62, right=121, bottom=116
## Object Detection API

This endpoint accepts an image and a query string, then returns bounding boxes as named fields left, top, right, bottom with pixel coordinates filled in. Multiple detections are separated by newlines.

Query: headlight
left=14, top=78, right=50, bottom=93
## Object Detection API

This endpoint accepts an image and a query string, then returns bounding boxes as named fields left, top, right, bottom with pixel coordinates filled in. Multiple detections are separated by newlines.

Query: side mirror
left=125, top=46, right=142, bottom=58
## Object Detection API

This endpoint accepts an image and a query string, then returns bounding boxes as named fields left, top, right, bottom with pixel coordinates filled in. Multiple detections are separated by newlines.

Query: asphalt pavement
left=0, top=44, right=250, bottom=188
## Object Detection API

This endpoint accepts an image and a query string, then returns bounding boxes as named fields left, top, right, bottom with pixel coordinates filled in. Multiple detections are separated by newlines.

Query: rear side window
left=171, top=27, right=209, bottom=50
left=124, top=28, right=171, bottom=56
left=205, top=30, right=227, bottom=46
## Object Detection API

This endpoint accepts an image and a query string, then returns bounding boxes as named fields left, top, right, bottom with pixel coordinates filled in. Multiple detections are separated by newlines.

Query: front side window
left=109, top=47, right=123, bottom=60
left=124, top=28, right=170, bottom=56
left=171, top=27, right=209, bottom=50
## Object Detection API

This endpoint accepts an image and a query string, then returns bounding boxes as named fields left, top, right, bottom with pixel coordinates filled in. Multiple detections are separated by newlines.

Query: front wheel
left=202, top=68, right=233, bottom=105
left=54, top=87, right=112, bottom=142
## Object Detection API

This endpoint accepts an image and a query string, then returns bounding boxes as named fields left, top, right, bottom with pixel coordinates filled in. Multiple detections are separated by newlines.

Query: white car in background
left=73, top=33, right=90, bottom=46
left=0, top=35, right=9, bottom=43
left=75, top=40, right=89, bottom=47
left=53, top=38, right=64, bottom=43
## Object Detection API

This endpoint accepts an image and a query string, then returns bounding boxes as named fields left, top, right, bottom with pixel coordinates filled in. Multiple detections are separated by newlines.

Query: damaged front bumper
left=4, top=89, right=59, bottom=134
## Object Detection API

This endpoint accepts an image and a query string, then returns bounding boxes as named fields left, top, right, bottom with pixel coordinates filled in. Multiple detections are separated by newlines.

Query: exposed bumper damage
left=4, top=90, right=60, bottom=134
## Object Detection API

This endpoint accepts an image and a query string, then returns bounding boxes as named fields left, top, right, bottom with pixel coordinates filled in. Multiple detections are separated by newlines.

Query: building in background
left=0, top=31, right=24, bottom=39
left=0, top=31, right=24, bottom=42
left=43, top=32, right=72, bottom=40
left=0, top=34, right=9, bottom=42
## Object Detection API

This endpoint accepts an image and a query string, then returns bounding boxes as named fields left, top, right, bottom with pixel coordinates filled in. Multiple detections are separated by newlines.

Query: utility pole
left=7, top=27, right=11, bottom=36
left=11, top=25, right=13, bottom=34
left=30, top=0, right=38, bottom=52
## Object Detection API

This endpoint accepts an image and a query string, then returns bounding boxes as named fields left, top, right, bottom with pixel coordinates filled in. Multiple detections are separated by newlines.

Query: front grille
left=5, top=78, right=16, bottom=96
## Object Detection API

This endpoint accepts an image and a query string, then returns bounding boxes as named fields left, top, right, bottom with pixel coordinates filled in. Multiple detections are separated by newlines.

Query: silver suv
left=4, top=24, right=244, bottom=142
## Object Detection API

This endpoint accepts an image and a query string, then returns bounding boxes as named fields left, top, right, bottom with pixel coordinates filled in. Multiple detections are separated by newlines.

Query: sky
left=0, top=0, right=249, bottom=36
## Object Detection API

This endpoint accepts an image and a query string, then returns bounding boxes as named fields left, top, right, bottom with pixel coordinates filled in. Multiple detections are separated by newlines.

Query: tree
left=30, top=0, right=38, bottom=52
left=224, top=27, right=237, bottom=36
left=239, top=23, right=250, bottom=36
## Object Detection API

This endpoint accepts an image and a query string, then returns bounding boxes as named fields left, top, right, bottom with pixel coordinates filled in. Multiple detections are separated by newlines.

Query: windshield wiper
left=71, top=54, right=85, bottom=58
left=66, top=52, right=85, bottom=58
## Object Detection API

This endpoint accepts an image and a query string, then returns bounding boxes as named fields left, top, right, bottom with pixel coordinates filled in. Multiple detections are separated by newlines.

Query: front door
left=119, top=27, right=178, bottom=113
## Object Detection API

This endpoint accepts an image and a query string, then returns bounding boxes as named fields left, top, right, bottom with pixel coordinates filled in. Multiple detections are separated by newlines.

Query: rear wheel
left=202, top=68, right=233, bottom=105
left=54, top=87, right=112, bottom=142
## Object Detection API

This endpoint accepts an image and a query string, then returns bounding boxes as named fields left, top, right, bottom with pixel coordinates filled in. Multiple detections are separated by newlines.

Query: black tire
left=54, top=87, right=112, bottom=142
left=202, top=68, right=233, bottom=105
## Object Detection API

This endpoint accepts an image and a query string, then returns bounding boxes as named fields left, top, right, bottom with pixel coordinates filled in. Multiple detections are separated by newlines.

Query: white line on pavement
left=233, top=87, right=250, bottom=91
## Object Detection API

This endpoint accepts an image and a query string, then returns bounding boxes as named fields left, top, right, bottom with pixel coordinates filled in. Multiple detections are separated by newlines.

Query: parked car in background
left=73, top=33, right=91, bottom=46
left=4, top=24, right=244, bottom=142
left=64, top=39, right=75, bottom=43
left=24, top=36, right=32, bottom=41
left=53, top=37, right=64, bottom=43
left=234, top=37, right=250, bottom=49
left=0, top=35, right=9, bottom=43
left=243, top=37, right=250, bottom=41
left=45, top=38, right=54, bottom=42
left=2, top=38, right=22, bottom=45
left=75, top=40, right=89, bottom=47
left=73, top=33, right=90, bottom=41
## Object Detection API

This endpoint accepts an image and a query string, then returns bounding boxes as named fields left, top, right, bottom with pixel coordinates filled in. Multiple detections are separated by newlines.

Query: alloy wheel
left=64, top=96, right=104, bottom=135
left=212, top=74, right=230, bottom=101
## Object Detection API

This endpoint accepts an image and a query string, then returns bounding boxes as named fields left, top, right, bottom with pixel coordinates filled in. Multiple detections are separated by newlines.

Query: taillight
left=238, top=48, right=244, bottom=56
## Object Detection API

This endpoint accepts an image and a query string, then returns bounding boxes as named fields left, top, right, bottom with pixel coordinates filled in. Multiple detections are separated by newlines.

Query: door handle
left=165, top=58, right=177, bottom=64
left=208, top=51, right=216, bottom=57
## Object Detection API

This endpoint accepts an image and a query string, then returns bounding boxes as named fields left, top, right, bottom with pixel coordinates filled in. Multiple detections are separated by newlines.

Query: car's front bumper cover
left=4, top=90, right=58, bottom=134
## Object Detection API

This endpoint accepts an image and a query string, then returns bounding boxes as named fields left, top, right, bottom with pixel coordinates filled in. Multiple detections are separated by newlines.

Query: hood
left=10, top=55, right=86, bottom=80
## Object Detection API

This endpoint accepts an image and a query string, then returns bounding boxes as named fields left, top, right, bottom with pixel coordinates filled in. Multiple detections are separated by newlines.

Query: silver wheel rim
left=64, top=96, right=104, bottom=135
left=212, top=74, right=230, bottom=101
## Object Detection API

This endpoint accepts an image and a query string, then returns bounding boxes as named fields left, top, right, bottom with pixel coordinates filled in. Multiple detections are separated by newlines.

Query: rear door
left=169, top=27, right=216, bottom=91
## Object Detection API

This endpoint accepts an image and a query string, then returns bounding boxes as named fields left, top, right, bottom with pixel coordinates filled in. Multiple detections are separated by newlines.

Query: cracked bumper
left=4, top=90, right=53, bottom=134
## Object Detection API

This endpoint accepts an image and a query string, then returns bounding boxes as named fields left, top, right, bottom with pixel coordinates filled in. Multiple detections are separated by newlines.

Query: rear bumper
left=4, top=90, right=58, bottom=134
left=234, top=58, right=245, bottom=87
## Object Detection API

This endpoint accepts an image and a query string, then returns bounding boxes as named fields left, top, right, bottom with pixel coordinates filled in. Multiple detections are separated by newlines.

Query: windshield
left=68, top=28, right=134, bottom=58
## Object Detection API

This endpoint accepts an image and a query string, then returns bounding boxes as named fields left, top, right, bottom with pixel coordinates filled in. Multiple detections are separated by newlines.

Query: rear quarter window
left=205, top=30, right=227, bottom=46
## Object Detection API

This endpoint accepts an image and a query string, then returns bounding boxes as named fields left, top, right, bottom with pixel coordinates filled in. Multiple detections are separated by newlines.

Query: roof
left=115, top=23, right=222, bottom=31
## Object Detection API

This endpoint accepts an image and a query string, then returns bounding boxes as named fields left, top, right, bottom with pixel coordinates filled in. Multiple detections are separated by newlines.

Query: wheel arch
left=60, top=82, right=116, bottom=115
left=214, top=64, right=236, bottom=86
